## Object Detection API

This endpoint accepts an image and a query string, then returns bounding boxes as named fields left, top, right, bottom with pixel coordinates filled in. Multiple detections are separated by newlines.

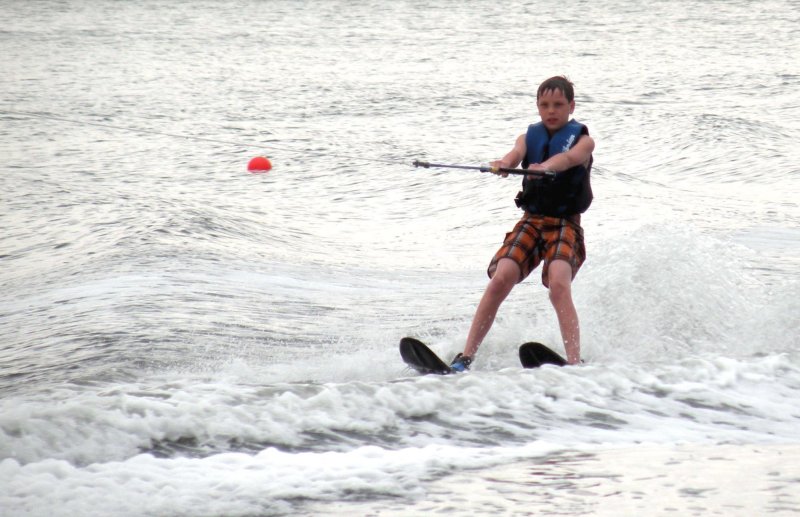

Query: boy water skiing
left=450, top=76, right=594, bottom=370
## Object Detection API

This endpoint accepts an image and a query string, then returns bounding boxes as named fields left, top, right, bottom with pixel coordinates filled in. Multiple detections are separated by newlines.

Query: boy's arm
left=489, top=133, right=527, bottom=176
left=528, top=135, right=595, bottom=173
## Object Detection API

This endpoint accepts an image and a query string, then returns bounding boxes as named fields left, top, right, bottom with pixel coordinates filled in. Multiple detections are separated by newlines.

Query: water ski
left=518, top=342, right=567, bottom=368
left=399, top=337, right=453, bottom=375
left=400, top=337, right=568, bottom=374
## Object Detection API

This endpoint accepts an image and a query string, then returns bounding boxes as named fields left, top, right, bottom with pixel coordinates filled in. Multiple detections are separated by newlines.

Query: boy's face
left=537, top=88, right=575, bottom=133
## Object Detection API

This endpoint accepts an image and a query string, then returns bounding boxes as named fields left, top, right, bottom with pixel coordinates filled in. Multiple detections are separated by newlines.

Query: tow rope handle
left=413, top=160, right=555, bottom=178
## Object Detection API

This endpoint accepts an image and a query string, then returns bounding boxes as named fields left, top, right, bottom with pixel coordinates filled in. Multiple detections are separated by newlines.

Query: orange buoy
left=247, top=156, right=272, bottom=172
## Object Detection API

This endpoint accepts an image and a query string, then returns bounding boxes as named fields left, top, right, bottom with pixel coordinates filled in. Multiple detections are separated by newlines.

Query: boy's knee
left=547, top=269, right=572, bottom=305
left=488, top=272, right=516, bottom=297
left=548, top=280, right=570, bottom=303
left=487, top=262, right=518, bottom=297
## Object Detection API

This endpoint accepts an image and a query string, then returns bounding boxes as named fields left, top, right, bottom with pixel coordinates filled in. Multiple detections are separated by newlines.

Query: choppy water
left=1, top=0, right=799, bottom=515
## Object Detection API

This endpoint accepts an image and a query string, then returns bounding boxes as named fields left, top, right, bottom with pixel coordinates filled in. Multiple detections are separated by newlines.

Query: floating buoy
left=247, top=156, right=272, bottom=172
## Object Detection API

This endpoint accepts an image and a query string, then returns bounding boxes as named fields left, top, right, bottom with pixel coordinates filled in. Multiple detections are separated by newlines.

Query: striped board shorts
left=487, top=213, right=586, bottom=287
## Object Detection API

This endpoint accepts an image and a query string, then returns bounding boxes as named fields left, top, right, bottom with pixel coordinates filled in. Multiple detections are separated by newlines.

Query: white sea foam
left=0, top=442, right=563, bottom=517
left=2, top=354, right=797, bottom=471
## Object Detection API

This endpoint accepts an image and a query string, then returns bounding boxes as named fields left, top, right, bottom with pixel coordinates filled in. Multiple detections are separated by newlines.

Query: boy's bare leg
left=547, top=259, right=580, bottom=364
left=463, top=258, right=520, bottom=358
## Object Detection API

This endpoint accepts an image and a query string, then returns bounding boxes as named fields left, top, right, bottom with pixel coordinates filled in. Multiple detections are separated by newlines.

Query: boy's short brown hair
left=537, top=76, right=575, bottom=102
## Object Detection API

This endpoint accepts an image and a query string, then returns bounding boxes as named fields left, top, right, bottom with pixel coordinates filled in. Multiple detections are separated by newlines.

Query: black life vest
left=516, top=120, right=593, bottom=217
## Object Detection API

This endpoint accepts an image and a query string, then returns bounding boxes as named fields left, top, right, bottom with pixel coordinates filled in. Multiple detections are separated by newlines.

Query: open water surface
left=1, top=1, right=799, bottom=515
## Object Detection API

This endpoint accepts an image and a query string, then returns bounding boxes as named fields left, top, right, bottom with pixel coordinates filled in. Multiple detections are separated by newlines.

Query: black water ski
left=399, top=337, right=453, bottom=375
left=519, top=342, right=567, bottom=368
left=401, top=337, right=566, bottom=373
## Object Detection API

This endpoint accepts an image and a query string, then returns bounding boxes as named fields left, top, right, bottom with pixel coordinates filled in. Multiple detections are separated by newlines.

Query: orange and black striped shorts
left=487, top=213, right=586, bottom=287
